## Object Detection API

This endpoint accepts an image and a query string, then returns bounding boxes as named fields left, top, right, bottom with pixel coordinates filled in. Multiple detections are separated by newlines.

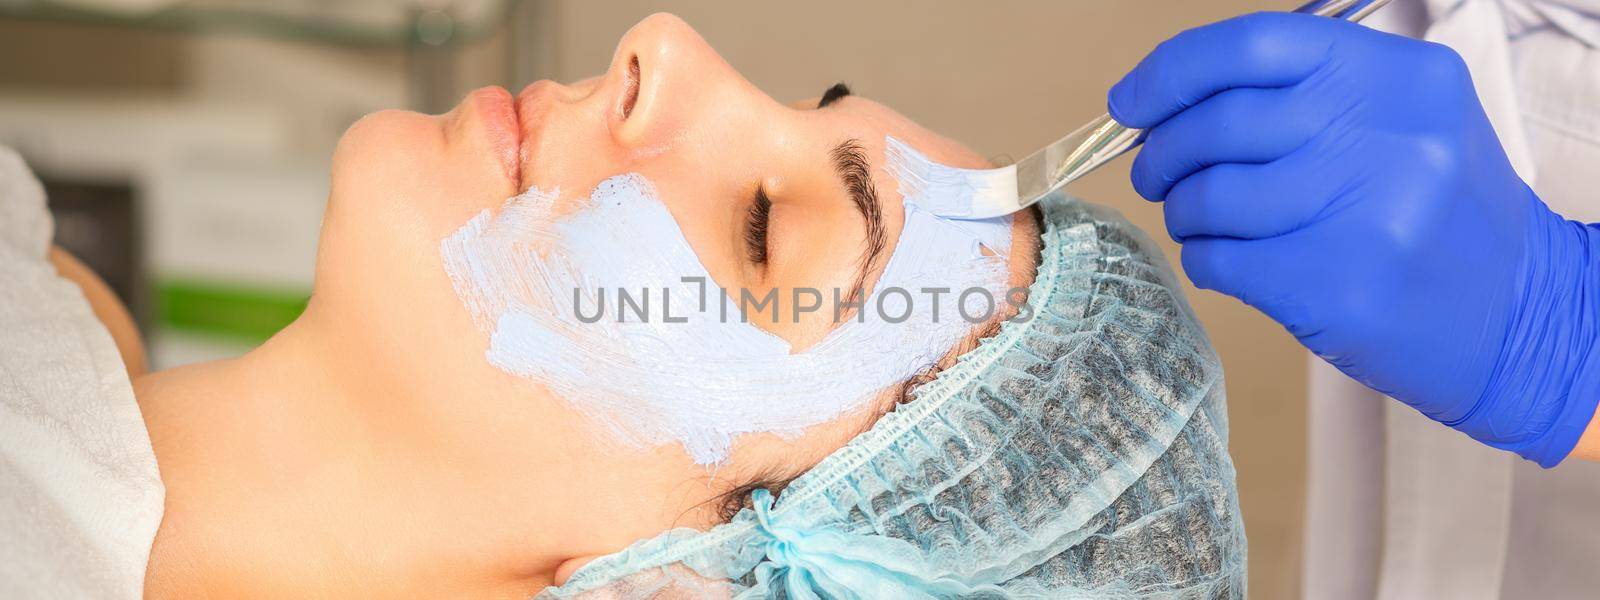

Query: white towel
left=0, top=146, right=165, bottom=599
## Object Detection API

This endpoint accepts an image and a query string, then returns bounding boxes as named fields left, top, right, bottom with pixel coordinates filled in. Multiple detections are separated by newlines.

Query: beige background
left=511, top=2, right=1308, bottom=596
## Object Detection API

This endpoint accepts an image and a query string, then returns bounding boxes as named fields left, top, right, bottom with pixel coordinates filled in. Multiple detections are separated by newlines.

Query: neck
left=135, top=312, right=559, bottom=598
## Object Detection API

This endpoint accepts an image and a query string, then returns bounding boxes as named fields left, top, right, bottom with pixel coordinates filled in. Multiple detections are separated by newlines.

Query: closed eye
left=744, top=185, right=773, bottom=265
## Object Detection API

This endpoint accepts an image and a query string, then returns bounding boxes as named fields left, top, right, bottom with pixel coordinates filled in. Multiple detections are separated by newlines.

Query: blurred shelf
left=0, top=0, right=512, bottom=48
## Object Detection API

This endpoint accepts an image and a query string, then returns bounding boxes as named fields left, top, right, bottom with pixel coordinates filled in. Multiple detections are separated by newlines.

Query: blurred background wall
left=0, top=1, right=1310, bottom=596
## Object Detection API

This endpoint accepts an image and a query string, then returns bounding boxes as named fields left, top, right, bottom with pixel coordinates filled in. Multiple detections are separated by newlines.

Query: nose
left=606, top=13, right=762, bottom=150
left=514, top=13, right=776, bottom=195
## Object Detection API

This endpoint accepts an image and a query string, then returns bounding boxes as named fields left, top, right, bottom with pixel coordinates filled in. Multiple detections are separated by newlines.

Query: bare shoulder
left=47, top=246, right=147, bottom=377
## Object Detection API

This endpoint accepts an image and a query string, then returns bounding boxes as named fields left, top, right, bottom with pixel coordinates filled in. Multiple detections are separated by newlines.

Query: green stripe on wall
left=155, top=278, right=309, bottom=343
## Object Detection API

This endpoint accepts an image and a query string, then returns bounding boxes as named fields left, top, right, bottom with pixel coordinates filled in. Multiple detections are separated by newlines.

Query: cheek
left=757, top=205, right=867, bottom=347
left=631, top=161, right=749, bottom=291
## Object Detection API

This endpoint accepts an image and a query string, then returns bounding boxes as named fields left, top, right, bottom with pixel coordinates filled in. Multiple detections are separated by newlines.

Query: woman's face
left=310, top=12, right=1036, bottom=585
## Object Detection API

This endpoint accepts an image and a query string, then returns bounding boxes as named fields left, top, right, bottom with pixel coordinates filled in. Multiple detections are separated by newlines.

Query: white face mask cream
left=440, top=137, right=1014, bottom=464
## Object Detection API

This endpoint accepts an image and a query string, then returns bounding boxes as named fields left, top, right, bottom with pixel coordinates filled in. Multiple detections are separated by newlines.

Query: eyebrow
left=830, top=139, right=886, bottom=304
left=818, top=83, right=852, bottom=108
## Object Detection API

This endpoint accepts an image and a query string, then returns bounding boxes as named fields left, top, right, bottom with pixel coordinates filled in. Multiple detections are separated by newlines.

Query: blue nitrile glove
left=1107, top=12, right=1600, bottom=466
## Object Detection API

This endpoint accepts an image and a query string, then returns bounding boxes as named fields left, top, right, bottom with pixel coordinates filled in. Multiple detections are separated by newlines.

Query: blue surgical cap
left=540, top=194, right=1246, bottom=599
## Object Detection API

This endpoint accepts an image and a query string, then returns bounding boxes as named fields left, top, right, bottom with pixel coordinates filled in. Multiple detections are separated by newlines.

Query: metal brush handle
left=1052, top=0, right=1393, bottom=189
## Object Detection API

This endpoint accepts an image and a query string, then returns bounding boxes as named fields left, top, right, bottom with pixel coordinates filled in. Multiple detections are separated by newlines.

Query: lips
left=515, top=81, right=571, bottom=194
left=465, top=86, right=523, bottom=190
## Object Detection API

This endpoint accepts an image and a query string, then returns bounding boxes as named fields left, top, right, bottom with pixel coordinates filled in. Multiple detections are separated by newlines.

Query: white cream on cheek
left=440, top=137, right=1012, bottom=465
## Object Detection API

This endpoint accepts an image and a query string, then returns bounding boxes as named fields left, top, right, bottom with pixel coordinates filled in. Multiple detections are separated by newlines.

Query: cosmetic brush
left=914, top=0, right=1392, bottom=221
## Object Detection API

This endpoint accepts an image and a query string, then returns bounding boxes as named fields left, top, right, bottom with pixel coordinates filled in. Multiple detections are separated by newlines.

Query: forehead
left=787, top=94, right=994, bottom=171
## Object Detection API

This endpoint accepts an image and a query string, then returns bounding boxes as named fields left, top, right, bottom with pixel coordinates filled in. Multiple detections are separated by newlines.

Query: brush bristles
left=885, top=136, right=1020, bottom=220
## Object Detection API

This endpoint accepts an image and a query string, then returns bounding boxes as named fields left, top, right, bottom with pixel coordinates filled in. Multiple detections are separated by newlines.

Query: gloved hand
left=1108, top=12, right=1600, bottom=466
